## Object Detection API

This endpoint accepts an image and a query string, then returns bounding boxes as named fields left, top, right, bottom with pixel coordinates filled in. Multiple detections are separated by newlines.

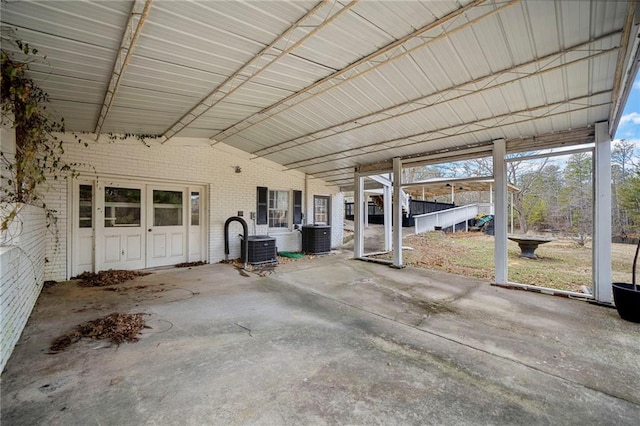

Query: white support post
left=304, top=174, right=309, bottom=224
left=383, top=184, right=392, bottom=252
left=489, top=183, right=494, bottom=215
left=493, top=140, right=508, bottom=285
left=594, top=121, right=612, bottom=304
left=392, top=157, right=403, bottom=268
left=354, top=172, right=364, bottom=259
left=510, top=192, right=514, bottom=234
left=364, top=194, right=369, bottom=228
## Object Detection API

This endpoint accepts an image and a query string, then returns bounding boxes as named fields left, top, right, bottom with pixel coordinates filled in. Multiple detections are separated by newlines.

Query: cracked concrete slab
left=2, top=251, right=639, bottom=425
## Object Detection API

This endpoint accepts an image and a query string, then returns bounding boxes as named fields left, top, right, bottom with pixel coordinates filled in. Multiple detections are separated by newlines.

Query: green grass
left=374, top=232, right=637, bottom=293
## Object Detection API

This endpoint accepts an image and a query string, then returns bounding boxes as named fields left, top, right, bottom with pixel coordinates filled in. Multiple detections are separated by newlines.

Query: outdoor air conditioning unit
left=242, top=235, right=277, bottom=265
left=301, top=225, right=331, bottom=254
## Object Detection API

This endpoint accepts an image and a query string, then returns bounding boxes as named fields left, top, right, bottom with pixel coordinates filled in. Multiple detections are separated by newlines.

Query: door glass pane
left=314, top=196, right=329, bottom=225
left=104, top=187, right=141, bottom=227
left=191, top=192, right=200, bottom=226
left=154, top=190, right=183, bottom=226
left=79, top=184, right=93, bottom=228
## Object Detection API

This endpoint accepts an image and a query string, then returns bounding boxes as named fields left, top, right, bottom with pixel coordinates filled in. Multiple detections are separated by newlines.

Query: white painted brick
left=0, top=204, right=46, bottom=371
left=38, top=134, right=345, bottom=278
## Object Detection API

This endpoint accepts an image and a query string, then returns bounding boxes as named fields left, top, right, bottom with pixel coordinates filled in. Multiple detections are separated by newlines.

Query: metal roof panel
left=1, top=1, right=128, bottom=49
left=0, top=0, right=633, bottom=185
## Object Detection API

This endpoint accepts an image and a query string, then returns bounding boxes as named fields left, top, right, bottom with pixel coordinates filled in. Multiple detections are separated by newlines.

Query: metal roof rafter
left=284, top=91, right=611, bottom=170
left=161, top=0, right=358, bottom=143
left=251, top=32, right=620, bottom=158
left=94, top=0, right=153, bottom=138
left=211, top=0, right=517, bottom=144
left=308, top=167, right=355, bottom=178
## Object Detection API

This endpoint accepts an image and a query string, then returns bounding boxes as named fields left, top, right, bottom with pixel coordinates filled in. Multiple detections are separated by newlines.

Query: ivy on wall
left=1, top=36, right=163, bottom=238
left=0, top=38, right=86, bottom=232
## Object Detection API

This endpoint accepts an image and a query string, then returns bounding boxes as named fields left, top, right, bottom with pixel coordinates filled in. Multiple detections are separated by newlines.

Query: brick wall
left=0, top=204, right=46, bottom=372
left=43, top=134, right=344, bottom=280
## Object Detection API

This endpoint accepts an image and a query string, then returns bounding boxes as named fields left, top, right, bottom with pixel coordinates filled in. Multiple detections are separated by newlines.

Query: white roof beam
left=94, top=0, right=153, bottom=137
left=212, top=0, right=516, bottom=145
left=252, top=31, right=620, bottom=158
left=311, top=168, right=356, bottom=179
left=161, top=0, right=358, bottom=143
left=368, top=174, right=392, bottom=187
left=347, top=127, right=594, bottom=185
left=324, top=176, right=352, bottom=184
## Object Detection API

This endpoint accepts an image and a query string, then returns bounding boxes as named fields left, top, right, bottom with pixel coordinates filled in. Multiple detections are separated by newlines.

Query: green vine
left=107, top=132, right=162, bottom=147
left=1, top=38, right=86, bottom=233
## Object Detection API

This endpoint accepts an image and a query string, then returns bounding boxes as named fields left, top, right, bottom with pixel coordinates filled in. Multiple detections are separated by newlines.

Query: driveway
left=2, top=251, right=639, bottom=425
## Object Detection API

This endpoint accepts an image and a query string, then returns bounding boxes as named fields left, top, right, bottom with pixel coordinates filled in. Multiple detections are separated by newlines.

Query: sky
left=614, top=74, right=640, bottom=145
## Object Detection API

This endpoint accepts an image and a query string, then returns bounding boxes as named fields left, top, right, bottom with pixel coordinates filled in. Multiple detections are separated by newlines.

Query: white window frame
left=268, top=189, right=290, bottom=229
left=314, top=195, right=330, bottom=225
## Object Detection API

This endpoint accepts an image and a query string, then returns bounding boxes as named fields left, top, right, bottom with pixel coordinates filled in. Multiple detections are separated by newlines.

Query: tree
left=402, top=165, right=437, bottom=184
left=507, top=155, right=549, bottom=233
left=619, top=170, right=640, bottom=233
left=520, top=164, right=562, bottom=231
left=612, top=139, right=637, bottom=180
left=612, top=139, right=638, bottom=236
left=560, top=153, right=593, bottom=244
left=430, top=154, right=549, bottom=232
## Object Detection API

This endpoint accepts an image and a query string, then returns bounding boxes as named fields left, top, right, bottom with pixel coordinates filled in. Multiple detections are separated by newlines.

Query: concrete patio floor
left=2, top=250, right=639, bottom=425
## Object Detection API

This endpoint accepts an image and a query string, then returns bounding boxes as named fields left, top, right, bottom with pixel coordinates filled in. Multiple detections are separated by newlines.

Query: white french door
left=146, top=186, right=188, bottom=268
left=71, top=181, right=95, bottom=276
left=100, top=183, right=146, bottom=271
left=72, top=180, right=206, bottom=275
left=188, top=188, right=204, bottom=262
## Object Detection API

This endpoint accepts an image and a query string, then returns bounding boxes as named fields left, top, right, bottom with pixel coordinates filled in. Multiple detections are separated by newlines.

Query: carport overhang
left=2, top=0, right=640, bottom=303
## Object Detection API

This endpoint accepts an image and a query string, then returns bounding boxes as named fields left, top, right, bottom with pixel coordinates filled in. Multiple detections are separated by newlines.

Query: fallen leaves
left=73, top=270, right=151, bottom=287
left=50, top=312, right=148, bottom=353
left=174, top=261, right=208, bottom=268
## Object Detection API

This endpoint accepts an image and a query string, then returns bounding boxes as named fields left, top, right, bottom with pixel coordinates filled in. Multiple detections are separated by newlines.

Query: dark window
left=257, top=186, right=268, bottom=225
left=79, top=184, right=93, bottom=228
left=293, top=190, right=302, bottom=225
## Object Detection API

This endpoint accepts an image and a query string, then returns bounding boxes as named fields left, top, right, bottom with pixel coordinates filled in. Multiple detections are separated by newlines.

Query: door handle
left=148, top=229, right=152, bottom=232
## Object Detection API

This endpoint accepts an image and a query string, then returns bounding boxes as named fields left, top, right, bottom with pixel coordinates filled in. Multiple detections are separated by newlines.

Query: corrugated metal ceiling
left=1, top=0, right=638, bottom=189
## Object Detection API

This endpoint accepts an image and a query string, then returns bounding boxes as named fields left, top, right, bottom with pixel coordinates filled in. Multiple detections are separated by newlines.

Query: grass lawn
left=376, top=231, right=637, bottom=293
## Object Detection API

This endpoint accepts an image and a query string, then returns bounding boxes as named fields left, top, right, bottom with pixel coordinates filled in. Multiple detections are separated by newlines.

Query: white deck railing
left=401, top=189, right=410, bottom=215
left=414, top=203, right=493, bottom=234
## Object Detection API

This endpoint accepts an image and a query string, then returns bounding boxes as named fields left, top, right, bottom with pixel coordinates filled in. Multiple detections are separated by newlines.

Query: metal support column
left=383, top=183, right=392, bottom=252
left=354, top=172, right=364, bottom=259
left=493, top=139, right=508, bottom=284
left=392, top=157, right=403, bottom=268
left=594, top=121, right=612, bottom=304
